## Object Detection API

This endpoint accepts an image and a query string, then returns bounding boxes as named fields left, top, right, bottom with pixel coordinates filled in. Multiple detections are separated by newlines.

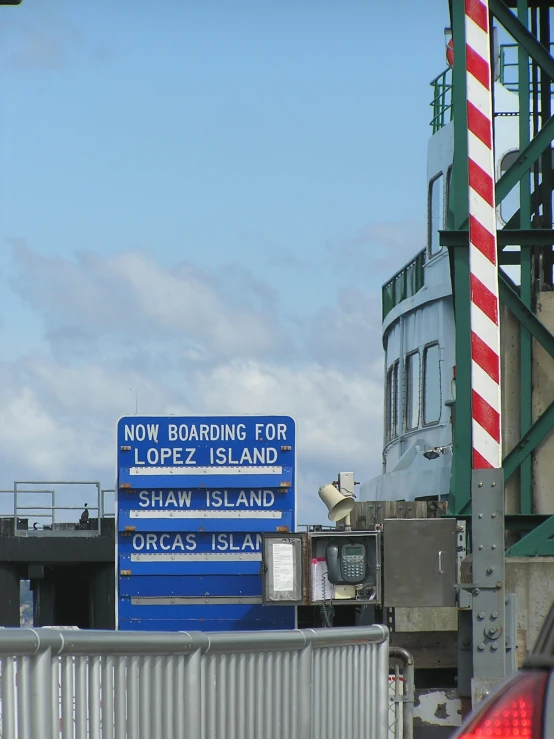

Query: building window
left=428, top=173, right=444, bottom=257
left=405, top=351, right=420, bottom=431
left=423, top=343, right=441, bottom=425
left=386, top=360, right=399, bottom=441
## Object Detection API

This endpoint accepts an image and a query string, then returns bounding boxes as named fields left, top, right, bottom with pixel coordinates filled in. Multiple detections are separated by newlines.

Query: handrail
left=430, top=67, right=453, bottom=133
left=382, top=249, right=426, bottom=321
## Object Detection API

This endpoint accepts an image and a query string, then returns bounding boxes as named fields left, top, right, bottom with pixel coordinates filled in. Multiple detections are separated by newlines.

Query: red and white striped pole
left=465, top=0, right=502, bottom=469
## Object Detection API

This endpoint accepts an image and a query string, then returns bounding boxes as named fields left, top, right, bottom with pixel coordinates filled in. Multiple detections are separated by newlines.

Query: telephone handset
left=327, top=542, right=367, bottom=585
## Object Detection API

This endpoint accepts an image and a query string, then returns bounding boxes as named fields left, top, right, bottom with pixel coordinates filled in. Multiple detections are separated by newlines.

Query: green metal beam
left=449, top=247, right=473, bottom=515
left=447, top=0, right=472, bottom=516
left=499, top=252, right=521, bottom=265
left=495, top=113, right=554, bottom=206
left=517, top=0, right=533, bottom=517
left=506, top=514, right=554, bottom=556
left=499, top=272, right=554, bottom=361
left=440, top=229, right=554, bottom=247
left=490, top=0, right=554, bottom=81
left=503, top=399, right=554, bottom=480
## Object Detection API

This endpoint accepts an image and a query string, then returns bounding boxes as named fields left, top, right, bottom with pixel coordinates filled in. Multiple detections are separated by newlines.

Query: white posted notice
left=272, top=542, right=295, bottom=592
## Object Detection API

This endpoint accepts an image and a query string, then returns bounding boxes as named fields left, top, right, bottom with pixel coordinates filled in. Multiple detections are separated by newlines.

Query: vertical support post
left=30, top=649, right=53, bottom=739
left=13, top=483, right=18, bottom=537
left=518, top=0, right=533, bottom=515
left=449, top=0, right=473, bottom=514
left=297, top=643, right=313, bottom=738
left=505, top=593, right=518, bottom=676
left=466, top=0, right=502, bottom=471
left=97, top=482, right=103, bottom=535
left=471, top=469, right=506, bottom=702
left=464, top=0, right=507, bottom=702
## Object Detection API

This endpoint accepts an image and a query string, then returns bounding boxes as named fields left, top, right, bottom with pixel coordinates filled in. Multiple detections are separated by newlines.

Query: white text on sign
left=131, top=533, right=263, bottom=552
left=123, top=422, right=290, bottom=467
left=137, top=490, right=276, bottom=508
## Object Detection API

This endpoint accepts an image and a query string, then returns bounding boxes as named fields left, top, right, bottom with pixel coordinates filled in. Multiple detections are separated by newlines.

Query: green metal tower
left=441, top=0, right=554, bottom=556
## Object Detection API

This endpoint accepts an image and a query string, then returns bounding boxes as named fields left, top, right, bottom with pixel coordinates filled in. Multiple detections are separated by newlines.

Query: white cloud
left=2, top=243, right=386, bottom=524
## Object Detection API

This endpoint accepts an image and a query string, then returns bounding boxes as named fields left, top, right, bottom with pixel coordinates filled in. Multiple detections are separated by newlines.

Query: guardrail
left=389, top=647, right=415, bottom=739
left=0, top=482, right=115, bottom=536
left=382, top=249, right=426, bottom=321
left=0, top=625, right=390, bottom=739
left=430, top=67, right=453, bottom=133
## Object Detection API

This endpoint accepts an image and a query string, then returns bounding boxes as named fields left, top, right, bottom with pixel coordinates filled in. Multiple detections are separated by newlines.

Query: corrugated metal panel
left=0, top=625, right=389, bottom=739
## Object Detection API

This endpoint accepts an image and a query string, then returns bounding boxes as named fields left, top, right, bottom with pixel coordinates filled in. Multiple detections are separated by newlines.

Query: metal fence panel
left=0, top=625, right=389, bottom=739
left=388, top=647, right=415, bottom=739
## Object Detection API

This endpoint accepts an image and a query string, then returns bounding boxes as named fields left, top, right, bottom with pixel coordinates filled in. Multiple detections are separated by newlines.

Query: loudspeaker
left=318, top=484, right=355, bottom=522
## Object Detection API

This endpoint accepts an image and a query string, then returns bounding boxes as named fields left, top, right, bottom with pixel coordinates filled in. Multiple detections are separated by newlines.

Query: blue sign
left=116, top=415, right=296, bottom=631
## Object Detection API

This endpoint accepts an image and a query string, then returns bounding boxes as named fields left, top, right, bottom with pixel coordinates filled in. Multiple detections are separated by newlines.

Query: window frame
left=422, top=342, right=442, bottom=426
left=428, top=172, right=445, bottom=258
left=404, top=350, right=421, bottom=432
left=385, top=360, right=400, bottom=442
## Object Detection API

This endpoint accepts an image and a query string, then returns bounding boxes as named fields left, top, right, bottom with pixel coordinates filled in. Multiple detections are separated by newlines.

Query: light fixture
left=423, top=444, right=453, bottom=461
left=423, top=449, right=441, bottom=461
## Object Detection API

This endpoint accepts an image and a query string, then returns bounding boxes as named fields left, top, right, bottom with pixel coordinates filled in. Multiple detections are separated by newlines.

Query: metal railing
left=382, top=249, right=426, bottom=321
left=499, top=42, right=554, bottom=95
left=388, top=647, right=415, bottom=739
left=430, top=67, right=453, bottom=133
left=0, top=625, right=390, bottom=739
left=0, top=482, right=107, bottom=536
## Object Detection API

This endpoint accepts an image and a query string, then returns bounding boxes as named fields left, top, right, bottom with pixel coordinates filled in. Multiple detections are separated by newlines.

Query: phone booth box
left=261, top=532, right=381, bottom=606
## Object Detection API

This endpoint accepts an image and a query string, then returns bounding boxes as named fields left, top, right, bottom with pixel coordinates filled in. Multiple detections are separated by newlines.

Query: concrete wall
left=532, top=292, right=554, bottom=514
left=501, top=302, right=521, bottom=516
left=393, top=558, right=554, bottom=665
left=506, top=556, right=554, bottom=661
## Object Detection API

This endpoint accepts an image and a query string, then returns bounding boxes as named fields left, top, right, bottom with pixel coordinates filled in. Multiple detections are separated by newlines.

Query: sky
left=0, top=0, right=449, bottom=524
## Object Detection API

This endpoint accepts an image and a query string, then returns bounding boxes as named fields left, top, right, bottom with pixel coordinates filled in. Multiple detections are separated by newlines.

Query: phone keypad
left=344, top=564, right=364, bottom=579
left=342, top=558, right=365, bottom=581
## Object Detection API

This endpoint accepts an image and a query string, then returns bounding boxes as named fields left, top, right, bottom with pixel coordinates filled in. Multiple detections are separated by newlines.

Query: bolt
left=487, top=567, right=494, bottom=575
left=478, top=643, right=485, bottom=651
left=478, top=482, right=483, bottom=487
left=473, top=588, right=480, bottom=595
left=491, top=545, right=496, bottom=550
left=491, top=482, right=496, bottom=487
left=478, top=514, right=483, bottom=519
left=490, top=626, right=497, bottom=634
left=492, top=513, right=497, bottom=518
left=492, top=611, right=498, bottom=619
left=491, top=643, right=499, bottom=651
left=478, top=545, right=483, bottom=550
left=478, top=612, right=486, bottom=619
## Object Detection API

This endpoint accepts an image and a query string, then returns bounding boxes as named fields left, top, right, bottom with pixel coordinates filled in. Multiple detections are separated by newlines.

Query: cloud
left=0, top=4, right=116, bottom=71
left=10, top=242, right=288, bottom=362
left=2, top=241, right=387, bottom=524
left=326, top=219, right=426, bottom=276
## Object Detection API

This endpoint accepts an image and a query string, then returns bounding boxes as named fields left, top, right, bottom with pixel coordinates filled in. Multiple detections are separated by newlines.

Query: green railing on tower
left=382, top=249, right=425, bottom=321
left=430, top=67, right=453, bottom=133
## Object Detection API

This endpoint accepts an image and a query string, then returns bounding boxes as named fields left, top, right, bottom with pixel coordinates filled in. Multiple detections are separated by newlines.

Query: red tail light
left=457, top=671, right=548, bottom=739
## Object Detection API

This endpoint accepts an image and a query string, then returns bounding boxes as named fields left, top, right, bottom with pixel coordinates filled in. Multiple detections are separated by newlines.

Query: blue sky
left=0, top=0, right=449, bottom=522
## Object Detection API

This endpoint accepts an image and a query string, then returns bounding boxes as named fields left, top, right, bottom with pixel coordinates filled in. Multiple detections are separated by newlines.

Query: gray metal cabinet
left=383, top=518, right=457, bottom=607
